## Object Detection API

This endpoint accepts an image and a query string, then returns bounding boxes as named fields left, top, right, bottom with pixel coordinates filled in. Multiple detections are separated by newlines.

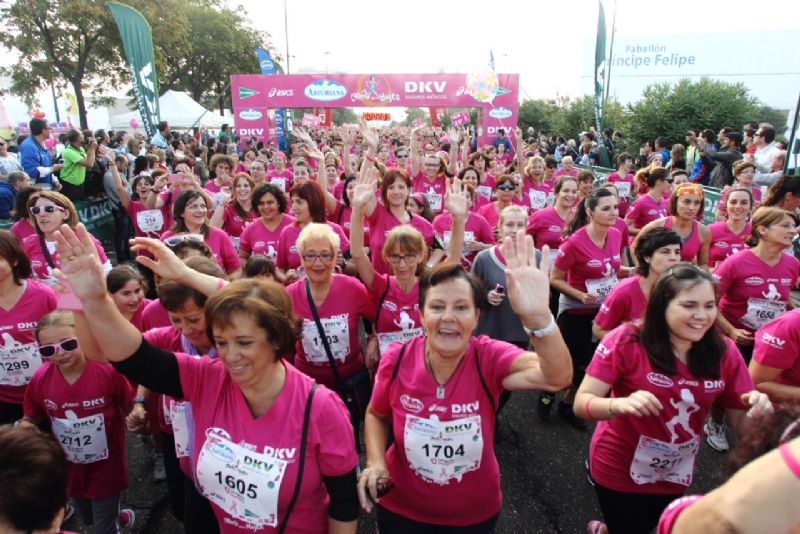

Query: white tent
left=110, top=90, right=227, bottom=130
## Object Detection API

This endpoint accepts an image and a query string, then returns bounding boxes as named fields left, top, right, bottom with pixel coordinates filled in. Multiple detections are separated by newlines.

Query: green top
left=61, top=145, right=88, bottom=186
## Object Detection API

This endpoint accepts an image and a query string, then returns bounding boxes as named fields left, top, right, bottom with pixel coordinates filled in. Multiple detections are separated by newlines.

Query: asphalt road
left=61, top=390, right=729, bottom=534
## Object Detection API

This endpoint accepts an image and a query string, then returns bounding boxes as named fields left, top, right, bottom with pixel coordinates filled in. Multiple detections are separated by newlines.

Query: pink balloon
left=129, top=118, right=139, bottom=129
left=44, top=137, right=56, bottom=149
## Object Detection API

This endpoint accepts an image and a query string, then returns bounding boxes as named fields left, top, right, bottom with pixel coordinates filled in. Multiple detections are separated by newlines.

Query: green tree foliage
left=517, top=96, right=629, bottom=141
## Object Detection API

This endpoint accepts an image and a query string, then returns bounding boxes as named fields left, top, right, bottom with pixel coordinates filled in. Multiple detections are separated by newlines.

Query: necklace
left=425, top=349, right=464, bottom=399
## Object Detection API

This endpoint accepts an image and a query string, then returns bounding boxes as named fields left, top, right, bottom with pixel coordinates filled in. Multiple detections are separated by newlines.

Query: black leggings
left=183, top=476, right=220, bottom=534
left=161, top=433, right=185, bottom=522
left=377, top=505, right=499, bottom=533
left=556, top=310, right=599, bottom=387
left=593, top=482, right=678, bottom=534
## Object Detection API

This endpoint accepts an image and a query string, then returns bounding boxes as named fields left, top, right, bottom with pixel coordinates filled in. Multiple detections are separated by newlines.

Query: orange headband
left=675, top=183, right=703, bottom=199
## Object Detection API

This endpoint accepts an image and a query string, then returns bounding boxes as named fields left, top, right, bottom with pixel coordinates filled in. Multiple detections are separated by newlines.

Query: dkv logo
left=304, top=80, right=347, bottom=102
left=238, top=109, right=263, bottom=121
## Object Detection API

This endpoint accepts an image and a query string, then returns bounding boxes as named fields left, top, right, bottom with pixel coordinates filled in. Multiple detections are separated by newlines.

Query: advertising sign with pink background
left=230, top=73, right=519, bottom=148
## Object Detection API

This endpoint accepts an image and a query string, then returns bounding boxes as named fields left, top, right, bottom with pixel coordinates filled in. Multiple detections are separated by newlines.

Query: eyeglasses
left=39, top=338, right=79, bottom=358
left=388, top=253, right=418, bottom=264
left=30, top=205, right=67, bottom=215
left=496, top=184, right=516, bottom=191
left=163, top=234, right=204, bottom=247
left=302, top=252, right=334, bottom=263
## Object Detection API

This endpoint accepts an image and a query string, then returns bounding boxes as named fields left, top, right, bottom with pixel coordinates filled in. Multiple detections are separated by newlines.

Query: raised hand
left=444, top=177, right=469, bottom=221
left=359, top=118, right=379, bottom=149
left=52, top=224, right=108, bottom=302
left=504, top=230, right=551, bottom=327
left=352, top=167, right=379, bottom=209
left=340, top=127, right=357, bottom=146
left=447, top=128, right=460, bottom=146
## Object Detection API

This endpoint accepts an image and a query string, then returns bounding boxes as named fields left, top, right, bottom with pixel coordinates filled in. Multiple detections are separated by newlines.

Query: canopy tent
left=110, top=90, right=226, bottom=130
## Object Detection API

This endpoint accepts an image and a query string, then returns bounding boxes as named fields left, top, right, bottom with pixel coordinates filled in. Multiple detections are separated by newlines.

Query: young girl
left=23, top=311, right=136, bottom=534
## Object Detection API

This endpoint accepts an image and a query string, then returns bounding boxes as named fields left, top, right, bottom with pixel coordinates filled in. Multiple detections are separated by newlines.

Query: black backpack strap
left=38, top=234, right=55, bottom=269
left=305, top=279, right=345, bottom=390
left=277, top=382, right=317, bottom=534
left=389, top=341, right=408, bottom=384
left=373, top=276, right=392, bottom=330
left=474, top=349, right=497, bottom=414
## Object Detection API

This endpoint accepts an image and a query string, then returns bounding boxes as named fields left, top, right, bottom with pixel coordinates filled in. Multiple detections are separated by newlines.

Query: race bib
left=136, top=209, right=164, bottom=234
left=0, top=342, right=41, bottom=386
left=443, top=230, right=474, bottom=257
left=404, top=414, right=483, bottom=485
left=377, top=328, right=423, bottom=354
left=301, top=315, right=350, bottom=364
left=170, top=400, right=192, bottom=458
left=615, top=182, right=632, bottom=199
left=630, top=435, right=700, bottom=486
left=585, top=274, right=619, bottom=299
left=528, top=189, right=547, bottom=211
left=475, top=185, right=492, bottom=202
left=426, top=192, right=442, bottom=212
left=741, top=298, right=786, bottom=330
left=196, top=428, right=287, bottom=528
left=271, top=177, right=287, bottom=192
left=51, top=413, right=109, bottom=464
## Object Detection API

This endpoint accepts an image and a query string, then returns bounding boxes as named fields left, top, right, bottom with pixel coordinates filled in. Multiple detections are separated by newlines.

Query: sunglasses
left=163, top=234, right=204, bottom=247
left=496, top=184, right=516, bottom=191
left=39, top=338, right=79, bottom=358
left=30, top=205, right=67, bottom=215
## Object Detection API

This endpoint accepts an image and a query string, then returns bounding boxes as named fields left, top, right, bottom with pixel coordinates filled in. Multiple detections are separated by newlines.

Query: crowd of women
left=1, top=118, right=799, bottom=534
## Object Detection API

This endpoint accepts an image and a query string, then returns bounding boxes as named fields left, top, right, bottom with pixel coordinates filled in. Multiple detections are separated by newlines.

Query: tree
left=401, top=108, right=428, bottom=127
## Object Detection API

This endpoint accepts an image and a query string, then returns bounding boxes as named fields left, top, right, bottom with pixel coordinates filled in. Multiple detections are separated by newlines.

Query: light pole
left=283, top=0, right=290, bottom=74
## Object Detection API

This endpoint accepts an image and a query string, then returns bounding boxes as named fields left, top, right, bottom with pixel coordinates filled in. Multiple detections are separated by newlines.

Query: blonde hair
left=747, top=207, right=797, bottom=247
left=296, top=223, right=340, bottom=255
left=35, top=310, right=75, bottom=343
left=561, top=155, right=574, bottom=165
left=498, top=205, right=528, bottom=226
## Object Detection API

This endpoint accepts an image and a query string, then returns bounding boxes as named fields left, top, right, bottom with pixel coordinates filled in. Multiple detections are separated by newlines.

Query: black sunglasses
left=496, top=184, right=516, bottom=191
left=39, top=338, right=79, bottom=358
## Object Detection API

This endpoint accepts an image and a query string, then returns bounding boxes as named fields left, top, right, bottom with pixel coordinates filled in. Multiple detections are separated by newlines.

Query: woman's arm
left=628, top=219, right=662, bottom=265
left=209, top=198, right=228, bottom=229
left=514, top=126, right=526, bottom=171
left=696, top=224, right=711, bottom=270
left=715, top=313, right=754, bottom=346
left=725, top=390, right=773, bottom=437
left=110, top=160, right=132, bottom=210
left=749, top=361, right=800, bottom=403
left=446, top=128, right=459, bottom=176
left=574, top=375, right=665, bottom=420
left=410, top=125, right=422, bottom=177
left=549, top=266, right=596, bottom=304
left=357, top=408, right=392, bottom=513
left=349, top=170, right=379, bottom=292
left=442, top=178, right=469, bottom=265
left=146, top=175, right=168, bottom=209
left=591, top=322, right=610, bottom=342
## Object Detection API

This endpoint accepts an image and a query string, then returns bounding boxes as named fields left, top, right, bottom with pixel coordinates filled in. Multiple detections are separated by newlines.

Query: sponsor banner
left=302, top=113, right=322, bottom=128
left=363, top=112, right=391, bottom=121
left=230, top=73, right=519, bottom=147
left=450, top=110, right=470, bottom=127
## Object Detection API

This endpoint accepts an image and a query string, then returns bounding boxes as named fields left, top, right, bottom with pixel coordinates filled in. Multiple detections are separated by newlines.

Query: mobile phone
left=495, top=284, right=505, bottom=295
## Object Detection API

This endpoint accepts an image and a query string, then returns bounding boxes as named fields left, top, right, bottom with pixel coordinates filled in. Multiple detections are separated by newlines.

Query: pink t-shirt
left=664, top=218, right=702, bottom=263
left=606, top=172, right=635, bottom=216
left=613, top=217, right=629, bottom=255
left=140, top=299, right=172, bottom=331
left=144, top=326, right=184, bottom=436
left=587, top=324, right=752, bottom=494
left=161, top=227, right=240, bottom=275
left=276, top=222, right=350, bottom=271
left=554, top=226, right=623, bottom=296
left=716, top=186, right=762, bottom=219
left=367, top=206, right=435, bottom=276
left=753, top=309, right=800, bottom=387
left=708, top=221, right=751, bottom=268
left=371, top=336, right=522, bottom=525
left=555, top=168, right=578, bottom=178
left=267, top=169, right=294, bottom=193
left=129, top=298, right=153, bottom=333
left=432, top=212, right=494, bottom=269
left=10, top=218, right=36, bottom=244
left=239, top=214, right=295, bottom=262
left=220, top=203, right=257, bottom=238
left=412, top=173, right=447, bottom=215
left=519, top=179, right=553, bottom=214
left=328, top=202, right=369, bottom=243
left=286, top=275, right=374, bottom=388
left=125, top=199, right=165, bottom=238
left=594, top=276, right=646, bottom=332
left=626, top=194, right=667, bottom=231
left=370, top=272, right=421, bottom=339
left=527, top=207, right=570, bottom=250
left=0, top=280, right=57, bottom=404
left=157, top=188, right=180, bottom=231
left=713, top=249, right=800, bottom=333
left=476, top=202, right=503, bottom=230
left=23, top=233, right=108, bottom=282
left=24, top=360, right=134, bottom=499
left=177, top=356, right=358, bottom=533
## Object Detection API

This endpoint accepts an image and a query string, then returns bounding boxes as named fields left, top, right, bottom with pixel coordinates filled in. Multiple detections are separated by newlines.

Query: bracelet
left=523, top=314, right=557, bottom=338
left=780, top=443, right=800, bottom=480
left=584, top=397, right=595, bottom=421
left=364, top=154, right=376, bottom=162
left=608, top=398, right=615, bottom=418
left=132, top=396, right=146, bottom=406
left=216, top=279, right=225, bottom=291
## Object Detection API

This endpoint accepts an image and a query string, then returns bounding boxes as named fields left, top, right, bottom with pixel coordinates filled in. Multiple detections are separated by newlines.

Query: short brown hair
left=106, top=264, right=148, bottom=295
left=209, top=153, right=236, bottom=174
left=27, top=191, right=79, bottom=232
left=380, top=168, right=412, bottom=206
left=204, top=279, right=300, bottom=359
left=0, top=230, right=31, bottom=284
left=419, top=262, right=483, bottom=310
left=747, top=207, right=797, bottom=247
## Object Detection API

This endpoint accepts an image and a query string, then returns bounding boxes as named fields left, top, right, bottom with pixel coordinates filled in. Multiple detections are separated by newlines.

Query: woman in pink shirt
left=203, top=154, right=236, bottom=197
left=477, top=174, right=517, bottom=231
left=266, top=151, right=294, bottom=193
left=53, top=229, right=360, bottom=534
left=521, top=155, right=553, bottom=214
left=209, top=173, right=257, bottom=250
left=714, top=161, right=762, bottom=221
left=549, top=188, right=634, bottom=427
left=750, top=308, right=800, bottom=403
left=161, top=190, right=242, bottom=279
left=555, top=155, right=578, bottom=178
left=0, top=230, right=57, bottom=425
left=633, top=183, right=711, bottom=268
left=708, top=187, right=753, bottom=269
left=606, top=153, right=635, bottom=217
left=358, top=233, right=572, bottom=531
left=9, top=187, right=38, bottom=244
left=239, top=183, right=294, bottom=264
left=625, top=166, right=672, bottom=239
left=106, top=264, right=151, bottom=333
left=459, top=166, right=490, bottom=212
left=574, top=263, right=772, bottom=534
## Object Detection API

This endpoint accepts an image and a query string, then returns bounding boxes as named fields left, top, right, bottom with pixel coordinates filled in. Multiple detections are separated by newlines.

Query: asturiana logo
left=489, top=107, right=512, bottom=119
left=238, top=109, right=263, bottom=121
left=304, top=80, right=347, bottom=102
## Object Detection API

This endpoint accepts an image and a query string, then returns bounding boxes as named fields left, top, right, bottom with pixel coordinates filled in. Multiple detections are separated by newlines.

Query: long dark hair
left=637, top=263, right=725, bottom=378
left=764, top=174, right=800, bottom=207
left=565, top=187, right=615, bottom=235
left=171, top=190, right=208, bottom=236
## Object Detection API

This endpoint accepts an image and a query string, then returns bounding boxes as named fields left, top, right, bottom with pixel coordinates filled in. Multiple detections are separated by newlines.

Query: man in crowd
left=19, top=118, right=62, bottom=189
left=150, top=121, right=170, bottom=150
left=706, top=130, right=743, bottom=188
left=60, top=128, right=99, bottom=202
left=752, top=125, right=780, bottom=185
left=0, top=171, right=31, bottom=219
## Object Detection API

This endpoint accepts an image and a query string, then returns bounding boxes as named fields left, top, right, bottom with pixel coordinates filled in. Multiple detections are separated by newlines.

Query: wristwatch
left=132, top=396, right=146, bottom=406
left=523, top=314, right=557, bottom=338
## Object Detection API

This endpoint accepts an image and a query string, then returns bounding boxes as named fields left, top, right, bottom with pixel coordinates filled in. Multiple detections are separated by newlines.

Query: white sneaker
left=704, top=421, right=729, bottom=452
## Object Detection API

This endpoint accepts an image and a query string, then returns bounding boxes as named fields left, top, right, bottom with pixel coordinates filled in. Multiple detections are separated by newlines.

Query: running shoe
left=557, top=402, right=587, bottom=430
left=537, top=392, right=555, bottom=420
left=119, top=509, right=135, bottom=531
left=587, top=519, right=607, bottom=533
left=153, top=452, right=166, bottom=482
left=704, top=420, right=729, bottom=452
